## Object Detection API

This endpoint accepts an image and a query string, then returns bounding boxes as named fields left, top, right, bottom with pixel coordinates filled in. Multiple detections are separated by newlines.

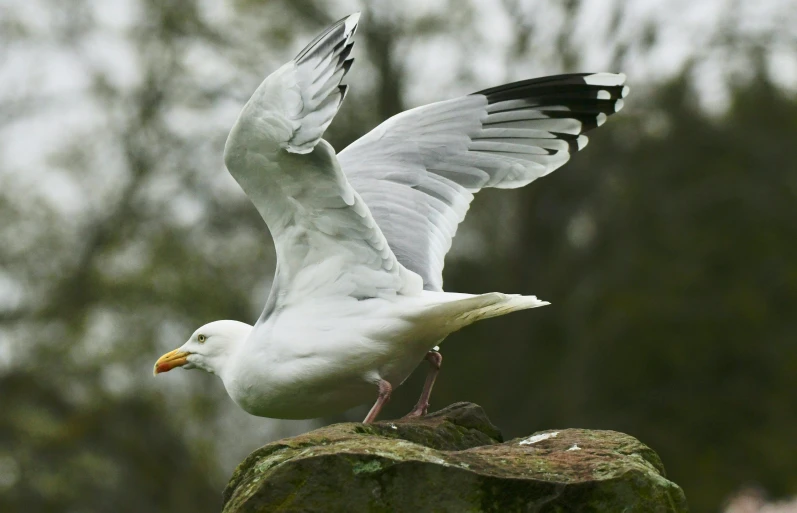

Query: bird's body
left=154, top=13, right=629, bottom=423
left=226, top=299, right=424, bottom=418
left=217, top=290, right=540, bottom=418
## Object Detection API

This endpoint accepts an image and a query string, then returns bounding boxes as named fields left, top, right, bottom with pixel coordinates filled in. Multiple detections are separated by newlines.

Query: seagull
left=154, top=13, right=629, bottom=423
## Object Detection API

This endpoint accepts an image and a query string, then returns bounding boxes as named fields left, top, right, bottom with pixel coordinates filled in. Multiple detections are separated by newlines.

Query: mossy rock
left=223, top=402, right=688, bottom=512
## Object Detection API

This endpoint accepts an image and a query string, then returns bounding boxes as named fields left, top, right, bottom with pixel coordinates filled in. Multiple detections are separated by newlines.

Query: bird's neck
left=214, top=322, right=253, bottom=382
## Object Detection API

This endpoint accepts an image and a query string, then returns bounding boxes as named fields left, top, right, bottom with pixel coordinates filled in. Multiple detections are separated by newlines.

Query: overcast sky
left=2, top=0, right=795, bottom=176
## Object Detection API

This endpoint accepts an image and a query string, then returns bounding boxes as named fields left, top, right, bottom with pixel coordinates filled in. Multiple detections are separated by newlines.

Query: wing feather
left=222, top=13, right=421, bottom=319
left=338, top=73, right=629, bottom=290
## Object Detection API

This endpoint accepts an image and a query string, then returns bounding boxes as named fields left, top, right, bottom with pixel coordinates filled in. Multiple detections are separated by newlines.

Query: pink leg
left=403, top=350, right=443, bottom=418
left=363, top=379, right=392, bottom=424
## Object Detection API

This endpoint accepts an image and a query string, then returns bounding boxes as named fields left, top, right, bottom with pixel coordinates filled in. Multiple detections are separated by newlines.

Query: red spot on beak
left=153, top=349, right=190, bottom=376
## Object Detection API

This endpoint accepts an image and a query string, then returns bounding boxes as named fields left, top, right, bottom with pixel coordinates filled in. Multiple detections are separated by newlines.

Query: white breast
left=220, top=296, right=438, bottom=419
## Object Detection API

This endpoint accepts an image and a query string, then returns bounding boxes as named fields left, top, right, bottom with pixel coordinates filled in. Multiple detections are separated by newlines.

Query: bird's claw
left=402, top=402, right=429, bottom=419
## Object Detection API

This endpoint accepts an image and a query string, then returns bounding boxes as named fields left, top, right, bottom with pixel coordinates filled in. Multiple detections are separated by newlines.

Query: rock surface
left=222, top=403, right=688, bottom=512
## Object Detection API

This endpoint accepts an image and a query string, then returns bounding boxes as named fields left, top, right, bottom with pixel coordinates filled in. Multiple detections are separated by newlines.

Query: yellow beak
left=153, top=349, right=191, bottom=376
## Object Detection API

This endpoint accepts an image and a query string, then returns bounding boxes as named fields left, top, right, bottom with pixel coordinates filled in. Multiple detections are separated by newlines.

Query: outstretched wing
left=222, top=13, right=421, bottom=315
left=337, top=73, right=629, bottom=291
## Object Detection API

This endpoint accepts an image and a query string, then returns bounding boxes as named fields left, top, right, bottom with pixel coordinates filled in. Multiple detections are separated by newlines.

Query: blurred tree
left=0, top=371, right=219, bottom=512
left=403, top=74, right=797, bottom=513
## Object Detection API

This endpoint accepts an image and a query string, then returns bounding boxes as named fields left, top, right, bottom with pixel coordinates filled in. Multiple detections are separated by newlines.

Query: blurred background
left=1, top=0, right=795, bottom=511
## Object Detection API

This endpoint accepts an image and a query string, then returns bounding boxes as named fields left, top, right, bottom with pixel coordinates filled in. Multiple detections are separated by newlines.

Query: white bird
left=154, top=13, right=629, bottom=423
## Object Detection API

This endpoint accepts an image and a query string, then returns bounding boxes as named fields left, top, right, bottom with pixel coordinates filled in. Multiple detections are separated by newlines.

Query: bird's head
left=153, top=320, right=251, bottom=377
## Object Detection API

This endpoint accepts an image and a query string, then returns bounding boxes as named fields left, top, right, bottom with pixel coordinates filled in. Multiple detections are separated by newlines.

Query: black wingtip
left=473, top=72, right=628, bottom=134
left=475, top=73, right=628, bottom=103
left=345, top=12, right=361, bottom=37
left=295, top=13, right=360, bottom=64
left=475, top=73, right=590, bottom=97
left=338, top=41, right=355, bottom=64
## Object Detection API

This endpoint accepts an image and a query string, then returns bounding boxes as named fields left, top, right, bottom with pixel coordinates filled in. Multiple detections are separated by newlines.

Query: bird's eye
left=197, top=334, right=206, bottom=343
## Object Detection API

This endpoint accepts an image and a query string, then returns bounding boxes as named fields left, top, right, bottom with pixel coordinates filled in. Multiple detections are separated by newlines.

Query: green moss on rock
left=223, top=403, right=688, bottom=513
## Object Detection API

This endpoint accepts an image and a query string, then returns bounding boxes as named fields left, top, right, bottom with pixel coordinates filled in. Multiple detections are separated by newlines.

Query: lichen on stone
left=222, top=403, right=689, bottom=513
left=351, top=460, right=382, bottom=475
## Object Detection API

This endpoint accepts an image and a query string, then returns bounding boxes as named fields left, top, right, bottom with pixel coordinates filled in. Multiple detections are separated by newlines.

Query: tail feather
left=421, top=292, right=549, bottom=331
left=457, top=293, right=549, bottom=325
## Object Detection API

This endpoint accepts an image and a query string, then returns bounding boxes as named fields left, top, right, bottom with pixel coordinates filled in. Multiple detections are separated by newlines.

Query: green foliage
left=0, top=371, right=220, bottom=512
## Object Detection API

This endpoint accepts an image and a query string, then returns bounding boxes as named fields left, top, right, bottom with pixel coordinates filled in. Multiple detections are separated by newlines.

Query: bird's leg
left=403, top=350, right=443, bottom=418
left=363, top=379, right=392, bottom=424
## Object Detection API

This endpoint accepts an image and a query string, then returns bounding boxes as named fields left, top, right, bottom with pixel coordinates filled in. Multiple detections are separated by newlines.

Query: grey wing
left=223, top=13, right=421, bottom=315
left=337, top=73, right=630, bottom=291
